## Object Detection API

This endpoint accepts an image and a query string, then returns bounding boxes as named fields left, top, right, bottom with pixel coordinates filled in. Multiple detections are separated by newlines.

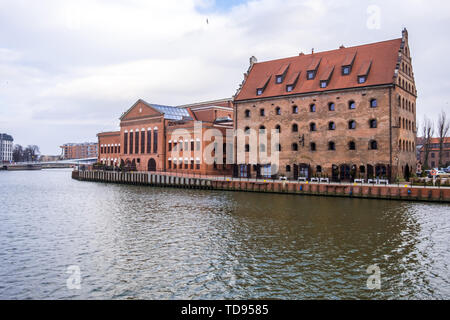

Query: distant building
left=0, top=133, right=14, bottom=163
left=61, top=142, right=98, bottom=160
left=418, top=137, right=450, bottom=169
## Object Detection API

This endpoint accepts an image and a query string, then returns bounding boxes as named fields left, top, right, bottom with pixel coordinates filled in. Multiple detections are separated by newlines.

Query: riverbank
left=72, top=170, right=450, bottom=203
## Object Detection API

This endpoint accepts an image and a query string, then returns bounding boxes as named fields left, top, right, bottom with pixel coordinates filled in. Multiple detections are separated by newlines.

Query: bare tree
left=421, top=116, right=434, bottom=170
left=436, top=110, right=449, bottom=168
left=12, top=144, right=24, bottom=162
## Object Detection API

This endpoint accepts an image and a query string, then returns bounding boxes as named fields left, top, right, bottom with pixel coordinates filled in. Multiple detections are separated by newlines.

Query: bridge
left=1, top=158, right=97, bottom=171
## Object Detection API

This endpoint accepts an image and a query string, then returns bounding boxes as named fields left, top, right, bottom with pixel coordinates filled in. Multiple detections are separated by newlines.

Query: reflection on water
left=0, top=169, right=449, bottom=299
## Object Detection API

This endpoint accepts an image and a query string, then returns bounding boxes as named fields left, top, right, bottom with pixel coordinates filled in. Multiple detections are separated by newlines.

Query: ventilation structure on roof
left=275, top=63, right=290, bottom=84
left=286, top=71, right=301, bottom=92
left=256, top=75, right=271, bottom=96
left=357, top=60, right=372, bottom=84
left=341, top=52, right=356, bottom=75
left=306, top=57, right=321, bottom=80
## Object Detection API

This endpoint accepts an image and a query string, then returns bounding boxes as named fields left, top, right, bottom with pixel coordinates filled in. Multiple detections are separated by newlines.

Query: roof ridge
left=254, top=38, right=402, bottom=65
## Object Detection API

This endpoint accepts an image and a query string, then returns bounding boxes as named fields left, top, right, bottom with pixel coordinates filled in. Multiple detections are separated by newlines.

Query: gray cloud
left=0, top=0, right=449, bottom=154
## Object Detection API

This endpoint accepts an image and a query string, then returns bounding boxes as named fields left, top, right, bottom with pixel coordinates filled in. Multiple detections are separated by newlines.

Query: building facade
left=233, top=29, right=417, bottom=181
left=61, top=142, right=98, bottom=159
left=97, top=98, right=233, bottom=174
left=419, top=137, right=450, bottom=169
left=0, top=133, right=14, bottom=163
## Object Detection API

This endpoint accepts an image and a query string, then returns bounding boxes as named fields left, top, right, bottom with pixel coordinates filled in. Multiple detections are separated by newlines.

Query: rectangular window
left=135, top=131, right=139, bottom=154
left=191, top=141, right=194, bottom=151
left=307, top=71, right=315, bottom=80
left=153, top=130, right=158, bottom=153
left=358, top=76, right=366, bottom=84
left=168, top=142, right=172, bottom=152
left=342, top=66, right=351, bottom=75
left=129, top=132, right=133, bottom=154
left=141, top=131, right=145, bottom=154
left=147, top=130, right=151, bottom=153
left=286, top=85, right=293, bottom=92
left=320, top=81, right=327, bottom=88
left=256, top=88, right=263, bottom=95
left=196, top=141, right=200, bottom=151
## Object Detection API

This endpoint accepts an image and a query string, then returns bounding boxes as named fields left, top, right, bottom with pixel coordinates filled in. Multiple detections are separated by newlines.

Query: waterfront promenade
left=73, top=170, right=450, bottom=203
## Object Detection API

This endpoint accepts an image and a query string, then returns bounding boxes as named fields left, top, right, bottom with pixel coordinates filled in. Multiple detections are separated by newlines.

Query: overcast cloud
left=1, top=0, right=449, bottom=154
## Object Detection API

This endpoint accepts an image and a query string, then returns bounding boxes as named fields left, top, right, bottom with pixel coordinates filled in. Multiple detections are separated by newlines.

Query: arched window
left=348, top=120, right=356, bottom=129
left=349, top=100, right=356, bottom=109
left=292, top=143, right=298, bottom=151
left=292, top=123, right=298, bottom=132
left=328, top=141, right=336, bottom=150
left=310, top=142, right=316, bottom=151
left=369, top=119, right=377, bottom=128
left=275, top=107, right=281, bottom=115
left=245, top=109, right=250, bottom=117
left=370, top=140, right=378, bottom=150
left=244, top=126, right=250, bottom=134
left=292, top=105, right=298, bottom=114
left=310, top=104, right=316, bottom=112
left=245, top=144, right=250, bottom=152
left=309, top=122, right=316, bottom=131
left=259, top=125, right=266, bottom=133
left=316, top=165, right=322, bottom=173
left=328, top=121, right=336, bottom=130
left=328, top=102, right=335, bottom=111
left=399, top=139, right=402, bottom=151
left=275, top=124, right=281, bottom=133
left=349, top=141, right=356, bottom=150
left=286, top=165, right=291, bottom=172
left=370, top=99, right=377, bottom=108
left=260, top=144, right=266, bottom=152
left=260, top=108, right=265, bottom=116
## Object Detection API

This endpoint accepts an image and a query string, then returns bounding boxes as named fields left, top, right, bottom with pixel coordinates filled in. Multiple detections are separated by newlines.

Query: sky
left=1, top=0, right=449, bottom=155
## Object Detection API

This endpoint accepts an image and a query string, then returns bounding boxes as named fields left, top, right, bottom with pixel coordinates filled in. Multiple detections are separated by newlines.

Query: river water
left=0, top=169, right=449, bottom=299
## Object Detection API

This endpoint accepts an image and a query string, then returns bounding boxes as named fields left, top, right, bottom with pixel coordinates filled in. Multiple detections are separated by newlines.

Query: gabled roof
left=120, top=99, right=190, bottom=121
left=235, top=38, right=402, bottom=101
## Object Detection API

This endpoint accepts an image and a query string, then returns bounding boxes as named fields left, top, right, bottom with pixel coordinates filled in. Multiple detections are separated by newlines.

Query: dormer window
left=342, top=66, right=351, bottom=75
left=319, top=66, right=334, bottom=89
left=275, top=64, right=289, bottom=84
left=357, top=60, right=372, bottom=85
left=341, top=52, right=356, bottom=76
left=256, top=75, right=271, bottom=96
left=285, top=71, right=300, bottom=93
left=307, top=58, right=321, bottom=80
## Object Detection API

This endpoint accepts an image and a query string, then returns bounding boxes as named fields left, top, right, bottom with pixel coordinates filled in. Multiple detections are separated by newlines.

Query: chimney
left=311, top=48, right=314, bottom=54
left=339, top=44, right=345, bottom=49
left=299, top=52, right=304, bottom=56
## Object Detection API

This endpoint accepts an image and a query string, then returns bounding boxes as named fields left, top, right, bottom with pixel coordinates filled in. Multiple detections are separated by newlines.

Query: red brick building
left=233, top=29, right=417, bottom=181
left=97, top=99, right=233, bottom=174
left=61, top=142, right=98, bottom=159
left=419, top=137, right=450, bottom=169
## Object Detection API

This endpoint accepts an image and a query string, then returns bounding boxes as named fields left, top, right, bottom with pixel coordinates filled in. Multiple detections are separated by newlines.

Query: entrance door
left=299, top=164, right=309, bottom=179
left=148, top=158, right=156, bottom=172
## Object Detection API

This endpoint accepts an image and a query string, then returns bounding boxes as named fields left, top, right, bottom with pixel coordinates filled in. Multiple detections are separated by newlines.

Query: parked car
left=444, top=166, right=450, bottom=173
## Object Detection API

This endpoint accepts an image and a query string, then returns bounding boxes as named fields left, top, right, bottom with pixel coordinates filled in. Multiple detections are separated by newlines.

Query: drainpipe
left=389, top=87, right=393, bottom=182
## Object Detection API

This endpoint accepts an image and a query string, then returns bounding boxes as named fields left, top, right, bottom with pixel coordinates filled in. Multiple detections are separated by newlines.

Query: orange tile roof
left=235, top=38, right=402, bottom=101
